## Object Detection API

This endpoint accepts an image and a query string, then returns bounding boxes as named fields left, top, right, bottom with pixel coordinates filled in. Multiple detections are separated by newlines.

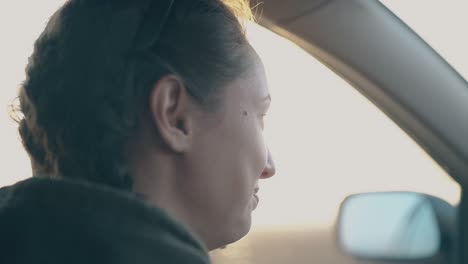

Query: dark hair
left=16, top=0, right=256, bottom=190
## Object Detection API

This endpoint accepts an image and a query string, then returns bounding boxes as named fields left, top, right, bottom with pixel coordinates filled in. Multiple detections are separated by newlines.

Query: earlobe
left=149, top=75, right=193, bottom=153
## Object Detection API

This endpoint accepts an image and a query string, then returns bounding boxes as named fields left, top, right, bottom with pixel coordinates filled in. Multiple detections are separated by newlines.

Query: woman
left=0, top=0, right=276, bottom=263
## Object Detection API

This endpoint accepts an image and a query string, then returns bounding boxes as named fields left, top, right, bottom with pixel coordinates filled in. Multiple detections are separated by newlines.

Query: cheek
left=242, top=116, right=269, bottom=174
left=184, top=113, right=268, bottom=218
left=222, top=116, right=268, bottom=207
left=183, top=127, right=244, bottom=205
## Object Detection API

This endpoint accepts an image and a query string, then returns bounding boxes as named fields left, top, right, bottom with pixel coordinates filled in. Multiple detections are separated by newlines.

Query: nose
left=260, top=149, right=276, bottom=179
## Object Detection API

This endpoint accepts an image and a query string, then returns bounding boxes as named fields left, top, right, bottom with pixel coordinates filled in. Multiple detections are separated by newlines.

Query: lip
left=252, top=193, right=260, bottom=210
left=254, top=187, right=259, bottom=194
left=253, top=193, right=259, bottom=203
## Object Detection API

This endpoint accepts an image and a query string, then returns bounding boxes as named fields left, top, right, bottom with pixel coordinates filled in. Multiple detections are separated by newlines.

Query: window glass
left=246, top=22, right=460, bottom=228
left=1, top=1, right=65, bottom=187
left=211, top=20, right=461, bottom=263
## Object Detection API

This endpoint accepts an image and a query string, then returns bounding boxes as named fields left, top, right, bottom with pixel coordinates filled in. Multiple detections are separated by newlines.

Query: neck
left=129, top=151, right=217, bottom=251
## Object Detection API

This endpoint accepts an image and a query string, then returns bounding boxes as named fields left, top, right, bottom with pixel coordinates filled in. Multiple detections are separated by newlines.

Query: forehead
left=225, top=59, right=270, bottom=105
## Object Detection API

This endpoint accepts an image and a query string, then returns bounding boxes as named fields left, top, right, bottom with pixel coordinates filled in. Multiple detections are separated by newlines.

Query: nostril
left=260, top=164, right=276, bottom=179
left=261, top=148, right=276, bottom=179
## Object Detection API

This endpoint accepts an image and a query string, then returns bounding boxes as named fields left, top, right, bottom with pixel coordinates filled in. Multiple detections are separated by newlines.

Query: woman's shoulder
left=0, top=176, right=211, bottom=264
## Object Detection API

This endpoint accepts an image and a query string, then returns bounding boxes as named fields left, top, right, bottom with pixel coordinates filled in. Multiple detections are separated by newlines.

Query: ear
left=149, top=75, right=194, bottom=153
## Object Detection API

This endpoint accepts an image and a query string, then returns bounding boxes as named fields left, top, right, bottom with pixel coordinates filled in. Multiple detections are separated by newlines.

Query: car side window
left=247, top=23, right=459, bottom=229
left=209, top=23, right=460, bottom=263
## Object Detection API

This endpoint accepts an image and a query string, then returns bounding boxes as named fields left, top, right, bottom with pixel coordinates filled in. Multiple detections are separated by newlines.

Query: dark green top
left=0, top=177, right=211, bottom=264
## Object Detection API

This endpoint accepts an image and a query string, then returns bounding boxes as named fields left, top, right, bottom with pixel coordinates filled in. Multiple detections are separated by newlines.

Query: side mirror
left=336, top=192, right=453, bottom=261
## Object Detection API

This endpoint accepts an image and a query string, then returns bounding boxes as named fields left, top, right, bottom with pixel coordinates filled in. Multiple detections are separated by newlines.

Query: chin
left=211, top=214, right=252, bottom=250
left=232, top=214, right=253, bottom=240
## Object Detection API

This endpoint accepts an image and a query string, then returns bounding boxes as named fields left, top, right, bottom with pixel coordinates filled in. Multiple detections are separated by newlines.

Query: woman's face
left=181, top=58, right=276, bottom=249
left=131, top=54, right=277, bottom=250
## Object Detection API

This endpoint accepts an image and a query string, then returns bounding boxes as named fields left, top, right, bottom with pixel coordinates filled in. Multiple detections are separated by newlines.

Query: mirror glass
left=338, top=192, right=440, bottom=259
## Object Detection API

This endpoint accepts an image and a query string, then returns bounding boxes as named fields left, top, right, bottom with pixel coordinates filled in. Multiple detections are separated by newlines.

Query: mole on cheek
left=242, top=110, right=249, bottom=116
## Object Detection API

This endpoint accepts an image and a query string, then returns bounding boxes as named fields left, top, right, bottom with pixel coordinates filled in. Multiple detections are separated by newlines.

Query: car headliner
left=253, top=0, right=468, bottom=186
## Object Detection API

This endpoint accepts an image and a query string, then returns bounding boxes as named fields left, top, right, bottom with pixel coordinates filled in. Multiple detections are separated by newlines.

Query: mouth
left=252, top=188, right=260, bottom=210
left=251, top=193, right=259, bottom=210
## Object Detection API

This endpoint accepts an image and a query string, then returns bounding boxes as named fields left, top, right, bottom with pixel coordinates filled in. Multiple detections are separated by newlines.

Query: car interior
left=2, top=0, right=467, bottom=263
